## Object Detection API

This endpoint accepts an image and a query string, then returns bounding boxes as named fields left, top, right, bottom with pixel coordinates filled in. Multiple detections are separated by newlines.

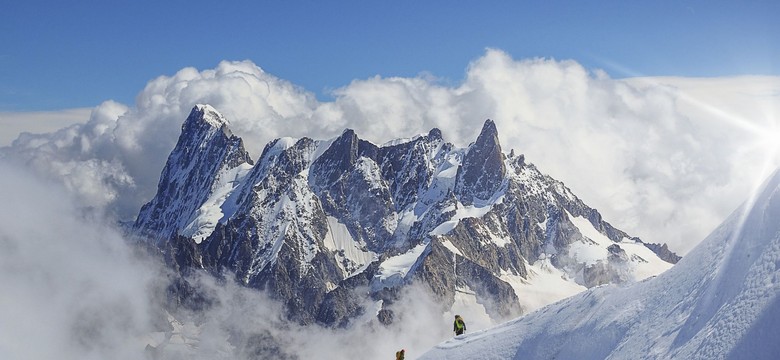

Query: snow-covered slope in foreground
left=421, top=169, right=780, bottom=360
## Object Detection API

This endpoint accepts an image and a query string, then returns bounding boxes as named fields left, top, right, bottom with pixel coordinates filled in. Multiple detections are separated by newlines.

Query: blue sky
left=2, top=0, right=780, bottom=257
left=2, top=1, right=778, bottom=111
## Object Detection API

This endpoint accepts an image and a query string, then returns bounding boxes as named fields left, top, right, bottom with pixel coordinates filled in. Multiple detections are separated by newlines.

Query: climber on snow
left=395, top=348, right=405, bottom=360
left=453, top=314, right=466, bottom=336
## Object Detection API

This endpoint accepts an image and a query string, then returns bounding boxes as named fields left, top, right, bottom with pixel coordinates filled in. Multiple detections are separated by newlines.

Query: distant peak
left=455, top=118, right=505, bottom=204
left=479, top=119, right=497, bottom=136
left=189, top=104, right=229, bottom=129
left=194, top=103, right=217, bottom=112
left=260, top=136, right=299, bottom=159
left=335, top=128, right=360, bottom=147
left=428, top=128, right=443, bottom=140
left=472, top=119, right=500, bottom=150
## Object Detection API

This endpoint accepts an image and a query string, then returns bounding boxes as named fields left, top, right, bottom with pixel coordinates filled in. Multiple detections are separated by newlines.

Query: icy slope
left=420, top=169, right=780, bottom=360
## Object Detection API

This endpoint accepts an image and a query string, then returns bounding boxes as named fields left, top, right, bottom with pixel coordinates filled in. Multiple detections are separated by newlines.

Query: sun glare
left=757, top=123, right=780, bottom=165
left=614, top=65, right=780, bottom=254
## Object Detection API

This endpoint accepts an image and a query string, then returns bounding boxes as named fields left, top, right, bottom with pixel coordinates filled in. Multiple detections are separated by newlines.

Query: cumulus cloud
left=2, top=49, right=779, bottom=254
left=1, top=101, right=134, bottom=215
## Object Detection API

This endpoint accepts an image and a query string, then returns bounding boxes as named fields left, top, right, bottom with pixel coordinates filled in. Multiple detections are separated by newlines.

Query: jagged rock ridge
left=134, top=105, right=679, bottom=326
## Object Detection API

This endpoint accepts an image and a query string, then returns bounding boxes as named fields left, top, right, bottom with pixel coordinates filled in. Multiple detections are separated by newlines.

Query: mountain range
left=133, top=104, right=679, bottom=326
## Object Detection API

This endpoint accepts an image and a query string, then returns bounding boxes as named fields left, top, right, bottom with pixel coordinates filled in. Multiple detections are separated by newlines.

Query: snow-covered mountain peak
left=190, top=103, right=229, bottom=128
left=380, top=128, right=443, bottom=147
left=190, top=104, right=230, bottom=128
left=260, top=136, right=300, bottom=160
left=133, top=105, right=252, bottom=243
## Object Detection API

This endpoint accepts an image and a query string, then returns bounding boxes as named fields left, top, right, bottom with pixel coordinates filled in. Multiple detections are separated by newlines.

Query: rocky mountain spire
left=454, top=119, right=506, bottom=204
left=309, top=129, right=359, bottom=191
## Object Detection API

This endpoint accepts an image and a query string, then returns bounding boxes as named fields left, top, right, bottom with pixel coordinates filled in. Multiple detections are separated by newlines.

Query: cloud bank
left=0, top=108, right=92, bottom=146
left=0, top=161, right=161, bottom=359
left=2, top=49, right=779, bottom=254
left=0, top=160, right=458, bottom=359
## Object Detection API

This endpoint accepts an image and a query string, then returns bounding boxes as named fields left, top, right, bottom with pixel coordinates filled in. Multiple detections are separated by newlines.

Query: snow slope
left=566, top=211, right=674, bottom=281
left=420, top=169, right=780, bottom=360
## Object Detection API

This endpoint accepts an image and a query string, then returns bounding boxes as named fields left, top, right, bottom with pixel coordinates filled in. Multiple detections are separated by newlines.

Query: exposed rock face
left=309, top=130, right=397, bottom=252
left=644, top=242, right=682, bottom=263
left=135, top=105, right=679, bottom=326
left=134, top=104, right=253, bottom=244
left=454, top=120, right=506, bottom=205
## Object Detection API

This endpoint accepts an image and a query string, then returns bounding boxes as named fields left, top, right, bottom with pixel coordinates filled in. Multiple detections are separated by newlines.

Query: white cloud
left=0, top=161, right=161, bottom=359
left=0, top=160, right=454, bottom=359
left=2, top=49, right=779, bottom=255
left=157, top=277, right=452, bottom=359
left=1, top=101, right=134, bottom=216
left=0, top=108, right=92, bottom=146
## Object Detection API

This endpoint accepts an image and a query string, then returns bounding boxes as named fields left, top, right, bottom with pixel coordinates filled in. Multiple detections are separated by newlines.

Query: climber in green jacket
left=454, top=314, right=466, bottom=336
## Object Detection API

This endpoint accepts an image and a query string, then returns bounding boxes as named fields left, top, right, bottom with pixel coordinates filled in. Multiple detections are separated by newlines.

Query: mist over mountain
left=133, top=105, right=677, bottom=330
left=0, top=160, right=454, bottom=359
